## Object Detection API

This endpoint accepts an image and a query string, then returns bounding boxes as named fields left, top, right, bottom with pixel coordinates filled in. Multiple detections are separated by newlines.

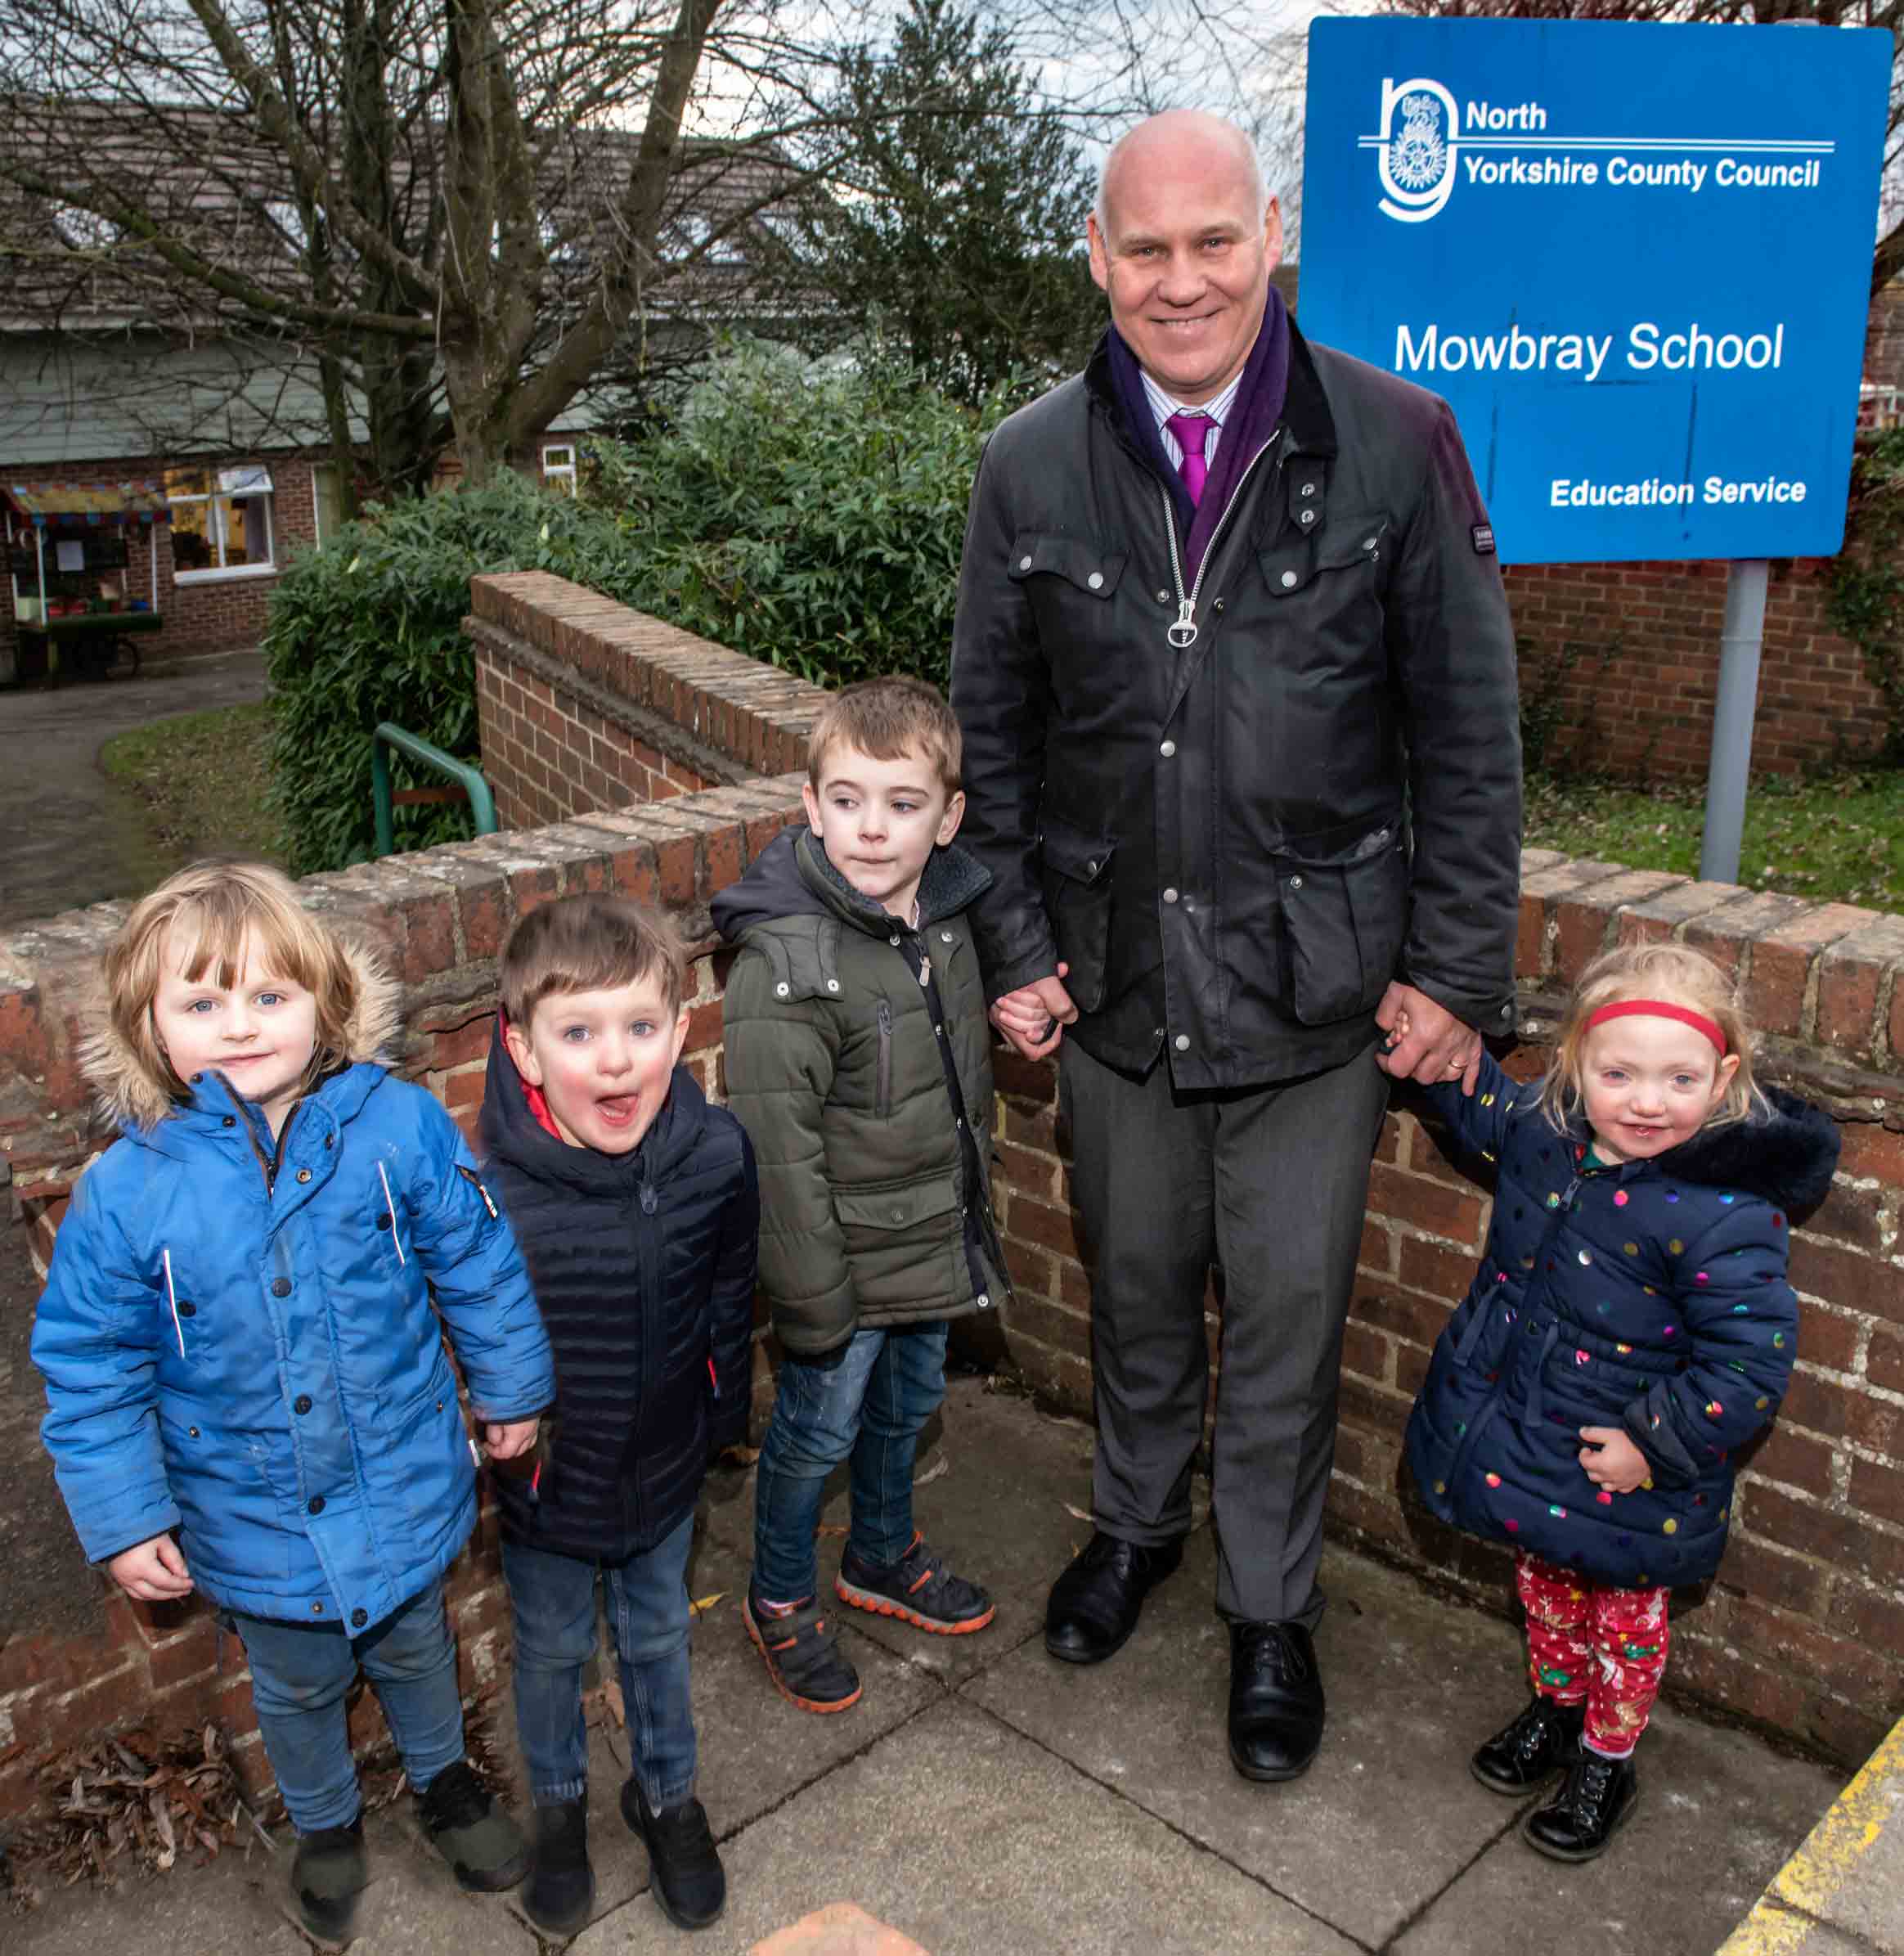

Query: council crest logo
left=1376, top=76, right=1460, bottom=223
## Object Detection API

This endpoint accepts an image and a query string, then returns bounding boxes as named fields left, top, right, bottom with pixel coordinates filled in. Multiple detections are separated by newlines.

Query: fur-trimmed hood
left=81, top=933, right=405, bottom=1133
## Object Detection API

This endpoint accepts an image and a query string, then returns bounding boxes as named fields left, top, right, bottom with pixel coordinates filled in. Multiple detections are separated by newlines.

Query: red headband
left=1584, top=998, right=1727, bottom=1056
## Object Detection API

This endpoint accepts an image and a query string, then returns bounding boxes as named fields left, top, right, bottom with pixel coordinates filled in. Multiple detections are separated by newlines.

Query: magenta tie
left=1164, top=411, right=1213, bottom=506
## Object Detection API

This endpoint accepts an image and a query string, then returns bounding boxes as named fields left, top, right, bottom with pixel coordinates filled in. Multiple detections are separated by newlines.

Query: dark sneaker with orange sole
left=743, top=1590, right=863, bottom=1712
left=836, top=1531, right=995, bottom=1635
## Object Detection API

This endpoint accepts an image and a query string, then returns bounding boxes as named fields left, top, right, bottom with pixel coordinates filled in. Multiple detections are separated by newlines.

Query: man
left=949, top=110, right=1520, bottom=1783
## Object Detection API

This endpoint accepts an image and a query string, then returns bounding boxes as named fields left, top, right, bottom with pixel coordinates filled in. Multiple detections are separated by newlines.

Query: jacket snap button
left=1213, top=599, right=1224, bottom=614
left=1280, top=570, right=1298, bottom=589
left=351, top=1608, right=367, bottom=1627
left=308, top=1495, right=326, bottom=1515
left=294, top=1396, right=312, bottom=1415
left=888, top=934, right=900, bottom=947
left=1163, top=888, right=1179, bottom=904
left=311, top=1601, right=324, bottom=1615
left=222, top=1115, right=236, bottom=1127
left=188, top=1425, right=200, bottom=1437
left=775, top=982, right=789, bottom=997
left=1087, top=571, right=1103, bottom=590
left=826, top=978, right=840, bottom=992
left=1300, top=510, right=1315, bottom=524
left=436, top=1399, right=444, bottom=1413
left=977, top=1293, right=990, bottom=1309
left=1085, top=859, right=1098, bottom=876
left=891, top=1206, right=905, bottom=1222
left=272, top=1278, right=292, bottom=1297
left=1159, top=740, right=1176, bottom=758
left=1363, top=537, right=1377, bottom=551
left=1174, top=1034, right=1190, bottom=1052
left=941, top=931, right=954, bottom=943
left=1156, top=589, right=1170, bottom=604
left=296, top=1169, right=312, bottom=1184
left=1301, top=483, right=1315, bottom=498
left=375, top=1211, right=392, bottom=1230
left=1018, top=555, right=1033, bottom=571
left=177, top=1301, right=197, bottom=1317
left=1289, top=875, right=1304, bottom=892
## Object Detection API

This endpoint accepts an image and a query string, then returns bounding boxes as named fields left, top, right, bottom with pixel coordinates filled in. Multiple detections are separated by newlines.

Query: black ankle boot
left=290, top=1812, right=366, bottom=1945
left=522, top=1797, right=594, bottom=1937
left=1523, top=1749, right=1639, bottom=1861
left=1471, top=1695, right=1586, bottom=1793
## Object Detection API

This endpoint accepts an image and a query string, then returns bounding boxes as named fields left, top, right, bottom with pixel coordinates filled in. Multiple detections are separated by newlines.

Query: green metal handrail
left=371, top=722, right=498, bottom=857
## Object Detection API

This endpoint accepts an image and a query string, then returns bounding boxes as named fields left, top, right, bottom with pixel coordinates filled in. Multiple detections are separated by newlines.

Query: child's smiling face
left=1578, top=1009, right=1740, bottom=1163
left=152, top=929, right=317, bottom=1129
left=505, top=975, right=688, bottom=1154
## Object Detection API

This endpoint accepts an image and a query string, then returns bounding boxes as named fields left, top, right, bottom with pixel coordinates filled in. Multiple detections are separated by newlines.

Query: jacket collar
left=128, top=1059, right=383, bottom=1162
left=712, top=827, right=991, bottom=944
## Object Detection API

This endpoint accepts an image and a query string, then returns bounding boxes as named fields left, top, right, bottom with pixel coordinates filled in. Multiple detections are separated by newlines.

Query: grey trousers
left=1060, top=1037, right=1390, bottom=1626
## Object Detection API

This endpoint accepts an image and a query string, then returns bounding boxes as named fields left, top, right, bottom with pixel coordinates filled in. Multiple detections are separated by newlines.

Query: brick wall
left=2, top=452, right=322, bottom=681
left=2, top=573, right=1902, bottom=1825
left=1504, top=556, right=1886, bottom=779
left=1866, top=281, right=1904, bottom=395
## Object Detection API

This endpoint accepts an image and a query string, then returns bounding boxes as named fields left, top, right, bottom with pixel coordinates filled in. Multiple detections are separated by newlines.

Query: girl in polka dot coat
left=1402, top=943, right=1838, bottom=1861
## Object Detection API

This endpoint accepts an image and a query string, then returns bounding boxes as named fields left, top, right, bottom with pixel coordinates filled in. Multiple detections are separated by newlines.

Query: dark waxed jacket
left=712, top=829, right=1010, bottom=1356
left=478, top=1025, right=758, bottom=1562
left=1405, top=1053, right=1839, bottom=1590
left=950, top=322, right=1524, bottom=1086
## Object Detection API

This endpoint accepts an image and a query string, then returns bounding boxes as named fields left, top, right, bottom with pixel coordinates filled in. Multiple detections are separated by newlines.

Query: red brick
left=1844, top=1385, right=1904, bottom=1457
left=1396, top=1234, right=1479, bottom=1303
left=1746, top=903, right=1879, bottom=1037
left=1850, top=1454, right=1904, bottom=1530
left=1835, top=1122, right=1904, bottom=1184
left=1614, top=879, right=1749, bottom=947
left=1787, top=1235, right=1904, bottom=1324
left=443, top=1068, right=485, bottom=1110
left=1801, top=1180, right=1884, bottom=1256
left=1516, top=860, right=1628, bottom=982
left=1747, top=1419, right=1837, bottom=1496
left=1870, top=1324, right=1904, bottom=1393
left=1552, top=871, right=1688, bottom=982
left=1002, top=1100, right=1057, bottom=1151
left=146, top=1619, right=222, bottom=1691
left=430, top=1015, right=497, bottom=1071
left=1366, top=1163, right=1485, bottom=1246
left=1358, top=1220, right=1394, bottom=1276
left=1814, top=915, right=1904, bottom=1057
left=995, top=1139, right=1059, bottom=1201
left=1720, top=1596, right=1898, bottom=1703
left=1005, top=1291, right=1089, bottom=1360
left=991, top=1047, right=1058, bottom=1104
left=685, top=999, right=724, bottom=1053
left=1827, top=1577, right=1904, bottom=1653
left=1714, top=1534, right=1825, bottom=1614
left=1776, top=1365, right=1848, bottom=1439
left=704, top=822, right=743, bottom=895
left=1374, top=1113, right=1406, bottom=1166
left=1008, top=1194, right=1081, bottom=1261
left=1060, top=1259, right=1092, bottom=1314
left=654, top=831, right=698, bottom=906
left=1351, top=1284, right=1453, bottom=1351
left=1340, top=1321, right=1391, bottom=1386
left=1003, top=1236, right=1056, bottom=1298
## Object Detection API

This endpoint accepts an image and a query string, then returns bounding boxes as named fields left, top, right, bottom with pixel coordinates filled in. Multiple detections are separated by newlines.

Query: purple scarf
left=1107, top=285, right=1291, bottom=585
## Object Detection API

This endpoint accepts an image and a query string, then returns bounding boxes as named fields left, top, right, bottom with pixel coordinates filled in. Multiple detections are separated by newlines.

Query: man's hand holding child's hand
left=109, top=1532, right=194, bottom=1601
left=483, top=1416, right=541, bottom=1461
left=1578, top=1426, right=1651, bottom=1495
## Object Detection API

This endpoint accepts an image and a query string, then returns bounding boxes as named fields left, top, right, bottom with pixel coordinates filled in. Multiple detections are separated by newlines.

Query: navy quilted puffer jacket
left=479, top=1023, right=758, bottom=1563
left=1405, top=1051, right=1838, bottom=1590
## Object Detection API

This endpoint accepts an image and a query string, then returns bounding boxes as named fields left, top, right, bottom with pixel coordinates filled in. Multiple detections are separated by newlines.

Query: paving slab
left=1394, top=1702, right=1839, bottom=1956
left=701, top=1380, right=1102, bottom=1693
left=489, top=1531, right=940, bottom=1942
left=569, top=1698, right=1363, bottom=1956
left=966, top=1528, right=1530, bottom=1949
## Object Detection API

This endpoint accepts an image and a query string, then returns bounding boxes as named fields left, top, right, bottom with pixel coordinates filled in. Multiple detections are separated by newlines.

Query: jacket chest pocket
left=1255, top=518, right=1387, bottom=665
left=1008, top=531, right=1129, bottom=709
left=1276, top=818, right=1408, bottom=1025
left=1037, top=815, right=1116, bottom=1014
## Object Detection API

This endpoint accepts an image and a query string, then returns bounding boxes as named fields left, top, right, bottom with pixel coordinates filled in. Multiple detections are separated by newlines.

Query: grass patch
left=1525, top=767, right=1904, bottom=912
left=100, top=701, right=283, bottom=870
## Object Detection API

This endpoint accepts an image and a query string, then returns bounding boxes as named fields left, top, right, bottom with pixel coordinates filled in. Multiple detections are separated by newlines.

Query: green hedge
left=265, top=341, right=1017, bottom=875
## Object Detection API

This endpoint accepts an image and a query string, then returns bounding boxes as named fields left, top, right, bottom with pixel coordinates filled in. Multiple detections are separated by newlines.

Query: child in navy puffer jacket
left=1401, top=943, right=1838, bottom=1864
left=31, top=862, right=555, bottom=1944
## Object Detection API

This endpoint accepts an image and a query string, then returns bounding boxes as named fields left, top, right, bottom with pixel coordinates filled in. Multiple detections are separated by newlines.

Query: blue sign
left=1298, top=20, right=1891, bottom=564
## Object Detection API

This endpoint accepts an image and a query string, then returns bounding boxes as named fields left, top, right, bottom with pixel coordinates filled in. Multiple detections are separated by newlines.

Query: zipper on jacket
left=222, top=1077, right=296, bottom=1197
left=631, top=1152, right=661, bottom=1543
left=1157, top=432, right=1281, bottom=651
left=875, top=999, right=894, bottom=1119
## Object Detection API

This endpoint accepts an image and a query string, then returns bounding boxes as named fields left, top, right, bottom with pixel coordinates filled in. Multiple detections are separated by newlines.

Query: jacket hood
left=1647, top=1082, right=1841, bottom=1214
left=711, top=828, right=992, bottom=945
left=478, top=1011, right=708, bottom=1197
left=81, top=933, right=403, bottom=1134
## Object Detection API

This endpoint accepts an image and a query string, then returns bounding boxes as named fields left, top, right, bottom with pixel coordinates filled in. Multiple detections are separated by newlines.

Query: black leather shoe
left=522, top=1797, right=595, bottom=1938
left=1228, top=1620, right=1326, bottom=1782
left=1044, top=1531, right=1183, bottom=1664
left=1471, top=1695, right=1586, bottom=1794
left=1523, top=1751, right=1639, bottom=1861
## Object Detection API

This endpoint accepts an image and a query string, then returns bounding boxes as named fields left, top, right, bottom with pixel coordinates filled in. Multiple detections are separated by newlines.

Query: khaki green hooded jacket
left=712, top=828, right=1012, bottom=1356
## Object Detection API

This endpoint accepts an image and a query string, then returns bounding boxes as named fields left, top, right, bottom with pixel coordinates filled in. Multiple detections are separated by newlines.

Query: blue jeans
left=752, top=1322, right=948, bottom=1603
left=503, top=1512, right=696, bottom=1810
left=227, top=1580, right=465, bottom=1834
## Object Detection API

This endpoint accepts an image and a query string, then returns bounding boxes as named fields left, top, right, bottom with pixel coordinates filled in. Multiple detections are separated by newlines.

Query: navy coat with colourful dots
left=1404, top=1051, right=1839, bottom=1590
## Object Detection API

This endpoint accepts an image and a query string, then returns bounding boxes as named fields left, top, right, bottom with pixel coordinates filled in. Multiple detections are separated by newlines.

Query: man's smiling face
left=1089, top=113, right=1281, bottom=407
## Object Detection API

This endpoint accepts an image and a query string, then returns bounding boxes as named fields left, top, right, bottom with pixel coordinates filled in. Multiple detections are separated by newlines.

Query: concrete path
left=0, top=648, right=268, bottom=931
left=7, top=1378, right=1845, bottom=1956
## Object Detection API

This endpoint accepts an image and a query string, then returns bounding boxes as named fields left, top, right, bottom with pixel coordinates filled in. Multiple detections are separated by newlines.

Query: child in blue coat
left=32, top=861, right=555, bottom=1944
left=1402, top=943, right=1837, bottom=1862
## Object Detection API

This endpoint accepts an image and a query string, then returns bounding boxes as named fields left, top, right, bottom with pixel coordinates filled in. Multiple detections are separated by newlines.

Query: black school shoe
left=1228, top=1620, right=1327, bottom=1782
left=1044, top=1531, right=1183, bottom=1665
left=837, top=1531, right=996, bottom=1635
left=622, top=1778, right=726, bottom=1931
left=1471, top=1694, right=1586, bottom=1794
left=290, top=1812, right=366, bottom=1945
left=416, top=1760, right=530, bottom=1891
left=1523, top=1750, right=1640, bottom=1861
left=521, top=1796, right=595, bottom=1938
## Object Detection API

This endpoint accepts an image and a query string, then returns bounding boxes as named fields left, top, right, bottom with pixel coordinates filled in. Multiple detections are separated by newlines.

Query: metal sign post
left=1298, top=16, right=1890, bottom=867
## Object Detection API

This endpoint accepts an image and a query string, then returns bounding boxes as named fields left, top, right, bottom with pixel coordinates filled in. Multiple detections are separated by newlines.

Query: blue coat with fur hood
left=31, top=941, right=555, bottom=1629
left=1404, top=1051, right=1838, bottom=1590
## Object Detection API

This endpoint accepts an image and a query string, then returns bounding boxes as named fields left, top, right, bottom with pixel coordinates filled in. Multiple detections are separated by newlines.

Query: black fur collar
left=1645, top=1085, right=1840, bottom=1212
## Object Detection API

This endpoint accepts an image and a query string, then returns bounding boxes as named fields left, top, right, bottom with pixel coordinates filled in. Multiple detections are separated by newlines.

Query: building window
left=312, top=463, right=344, bottom=546
left=541, top=443, right=578, bottom=496
left=167, top=465, right=276, bottom=578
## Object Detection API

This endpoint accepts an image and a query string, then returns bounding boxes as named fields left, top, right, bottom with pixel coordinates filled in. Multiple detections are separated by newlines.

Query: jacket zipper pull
left=1168, top=598, right=1198, bottom=650
left=640, top=1179, right=658, bottom=1217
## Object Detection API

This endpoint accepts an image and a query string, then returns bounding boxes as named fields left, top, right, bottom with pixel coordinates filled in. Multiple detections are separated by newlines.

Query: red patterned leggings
left=1516, top=1553, right=1670, bottom=1757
